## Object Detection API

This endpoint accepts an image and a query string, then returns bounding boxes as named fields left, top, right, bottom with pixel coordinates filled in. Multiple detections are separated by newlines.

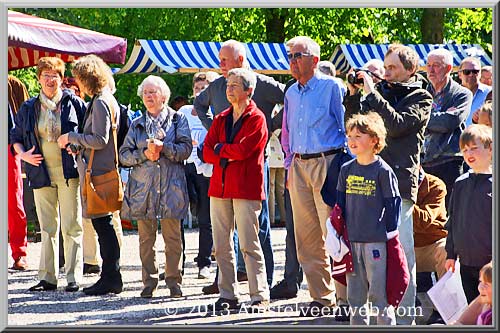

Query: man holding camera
left=344, top=44, right=433, bottom=325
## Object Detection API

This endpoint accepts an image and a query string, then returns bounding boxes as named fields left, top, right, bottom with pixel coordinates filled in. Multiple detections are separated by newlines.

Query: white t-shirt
left=178, top=105, right=212, bottom=177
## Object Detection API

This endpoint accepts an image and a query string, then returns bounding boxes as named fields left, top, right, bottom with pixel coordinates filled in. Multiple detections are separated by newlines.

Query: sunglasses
left=460, top=69, right=480, bottom=76
left=287, top=52, right=313, bottom=61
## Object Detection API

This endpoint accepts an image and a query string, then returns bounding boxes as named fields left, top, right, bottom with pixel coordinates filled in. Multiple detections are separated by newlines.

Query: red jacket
left=203, top=100, right=268, bottom=201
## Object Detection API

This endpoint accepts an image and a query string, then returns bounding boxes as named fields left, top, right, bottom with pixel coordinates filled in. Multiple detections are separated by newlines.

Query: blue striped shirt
left=282, top=72, right=346, bottom=169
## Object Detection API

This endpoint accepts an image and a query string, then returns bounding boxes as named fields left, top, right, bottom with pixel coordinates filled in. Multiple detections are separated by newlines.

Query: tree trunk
left=264, top=9, right=286, bottom=43
left=421, top=8, right=445, bottom=43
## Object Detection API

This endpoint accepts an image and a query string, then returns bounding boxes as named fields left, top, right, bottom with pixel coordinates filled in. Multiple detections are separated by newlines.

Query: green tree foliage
left=10, top=8, right=492, bottom=110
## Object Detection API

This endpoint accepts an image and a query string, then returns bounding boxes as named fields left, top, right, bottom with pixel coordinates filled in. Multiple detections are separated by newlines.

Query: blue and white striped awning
left=116, top=40, right=290, bottom=74
left=330, top=44, right=493, bottom=74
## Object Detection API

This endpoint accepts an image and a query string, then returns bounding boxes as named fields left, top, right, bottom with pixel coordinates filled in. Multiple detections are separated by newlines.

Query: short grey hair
left=227, top=68, right=257, bottom=99
left=285, top=36, right=320, bottom=58
left=221, top=39, right=250, bottom=70
left=460, top=56, right=481, bottom=69
left=137, top=75, right=171, bottom=102
left=427, top=48, right=454, bottom=67
left=318, top=61, right=336, bottom=77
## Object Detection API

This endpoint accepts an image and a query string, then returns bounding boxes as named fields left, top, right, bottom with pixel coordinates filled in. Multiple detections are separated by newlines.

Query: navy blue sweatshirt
left=445, top=171, right=492, bottom=267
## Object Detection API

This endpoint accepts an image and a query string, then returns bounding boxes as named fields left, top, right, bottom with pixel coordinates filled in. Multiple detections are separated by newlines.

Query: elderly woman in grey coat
left=119, top=75, right=192, bottom=299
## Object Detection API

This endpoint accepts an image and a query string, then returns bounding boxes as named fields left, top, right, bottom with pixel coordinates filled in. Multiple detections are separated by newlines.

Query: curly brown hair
left=71, top=54, right=110, bottom=96
left=346, top=112, right=387, bottom=154
left=36, top=57, right=65, bottom=79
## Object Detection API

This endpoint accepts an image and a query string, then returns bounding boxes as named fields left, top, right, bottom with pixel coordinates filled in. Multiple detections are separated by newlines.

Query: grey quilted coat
left=119, top=107, right=192, bottom=221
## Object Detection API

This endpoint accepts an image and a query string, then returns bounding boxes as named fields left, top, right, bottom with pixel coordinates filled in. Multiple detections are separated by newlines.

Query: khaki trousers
left=83, top=211, right=123, bottom=265
left=210, top=197, right=269, bottom=302
left=137, top=218, right=183, bottom=289
left=415, top=238, right=447, bottom=279
left=288, top=153, right=336, bottom=306
left=33, top=177, right=82, bottom=284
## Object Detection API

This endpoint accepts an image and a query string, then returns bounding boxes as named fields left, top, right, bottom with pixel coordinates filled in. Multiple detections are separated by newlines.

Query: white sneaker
left=198, top=266, right=210, bottom=279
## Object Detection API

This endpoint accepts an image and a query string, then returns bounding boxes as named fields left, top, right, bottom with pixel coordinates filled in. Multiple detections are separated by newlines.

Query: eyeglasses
left=287, top=52, right=313, bottom=61
left=41, top=74, right=60, bottom=81
left=143, top=90, right=160, bottom=96
left=460, top=69, right=480, bottom=76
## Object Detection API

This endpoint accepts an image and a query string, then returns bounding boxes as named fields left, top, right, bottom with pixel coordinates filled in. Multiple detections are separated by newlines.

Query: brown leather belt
left=295, top=148, right=342, bottom=160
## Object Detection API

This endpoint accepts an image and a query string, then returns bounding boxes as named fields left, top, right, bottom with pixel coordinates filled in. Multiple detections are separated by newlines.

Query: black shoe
left=83, top=278, right=123, bottom=296
left=83, top=263, right=100, bottom=275
left=28, top=280, right=57, bottom=292
left=169, top=285, right=183, bottom=298
left=237, top=271, right=248, bottom=282
left=83, top=278, right=104, bottom=293
left=207, top=297, right=240, bottom=313
left=65, top=282, right=79, bottom=292
left=334, top=304, right=350, bottom=321
left=270, top=280, right=298, bottom=300
left=140, top=286, right=156, bottom=298
left=299, top=301, right=335, bottom=317
left=426, top=310, right=445, bottom=325
left=202, top=281, right=219, bottom=295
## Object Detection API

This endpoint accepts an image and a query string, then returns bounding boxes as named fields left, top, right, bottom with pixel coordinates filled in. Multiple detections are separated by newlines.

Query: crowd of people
left=7, top=36, right=493, bottom=326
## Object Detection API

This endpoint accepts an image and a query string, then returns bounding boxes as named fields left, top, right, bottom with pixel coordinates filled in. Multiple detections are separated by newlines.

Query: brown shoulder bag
left=83, top=100, right=124, bottom=215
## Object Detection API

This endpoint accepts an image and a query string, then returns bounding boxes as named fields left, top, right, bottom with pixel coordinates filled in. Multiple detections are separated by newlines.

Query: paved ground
left=7, top=227, right=433, bottom=327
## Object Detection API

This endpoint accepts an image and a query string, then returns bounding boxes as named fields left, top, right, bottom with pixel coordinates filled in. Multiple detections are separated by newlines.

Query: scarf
left=145, top=108, right=167, bottom=140
left=39, top=89, right=63, bottom=142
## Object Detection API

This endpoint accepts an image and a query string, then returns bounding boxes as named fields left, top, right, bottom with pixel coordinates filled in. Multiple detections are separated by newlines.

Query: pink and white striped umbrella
left=8, top=10, right=127, bottom=70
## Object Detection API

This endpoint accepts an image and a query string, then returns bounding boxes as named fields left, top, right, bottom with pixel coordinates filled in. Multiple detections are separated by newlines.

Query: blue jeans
left=396, top=199, right=416, bottom=325
left=235, top=159, right=274, bottom=285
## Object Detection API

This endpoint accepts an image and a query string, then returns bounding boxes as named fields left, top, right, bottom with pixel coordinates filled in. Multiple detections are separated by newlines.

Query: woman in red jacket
left=203, top=68, right=269, bottom=313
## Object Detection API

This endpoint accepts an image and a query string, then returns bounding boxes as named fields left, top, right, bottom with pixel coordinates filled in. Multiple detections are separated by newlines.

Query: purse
left=83, top=99, right=124, bottom=215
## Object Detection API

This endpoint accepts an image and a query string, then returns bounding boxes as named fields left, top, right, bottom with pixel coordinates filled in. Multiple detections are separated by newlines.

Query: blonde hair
left=346, top=112, right=387, bottom=154
left=71, top=54, right=110, bottom=96
left=480, top=262, right=492, bottom=284
left=459, top=124, right=493, bottom=150
left=478, top=100, right=493, bottom=127
left=37, top=57, right=65, bottom=79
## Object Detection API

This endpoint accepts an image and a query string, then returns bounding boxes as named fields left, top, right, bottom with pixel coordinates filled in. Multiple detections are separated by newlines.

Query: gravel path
left=8, top=227, right=432, bottom=326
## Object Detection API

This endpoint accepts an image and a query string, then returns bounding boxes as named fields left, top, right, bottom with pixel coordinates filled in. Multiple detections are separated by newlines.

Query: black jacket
left=9, top=90, right=86, bottom=189
left=344, top=77, right=433, bottom=203
left=445, top=172, right=492, bottom=267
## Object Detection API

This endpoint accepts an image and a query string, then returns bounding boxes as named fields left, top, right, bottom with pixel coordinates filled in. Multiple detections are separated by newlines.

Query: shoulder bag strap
left=85, top=97, right=119, bottom=174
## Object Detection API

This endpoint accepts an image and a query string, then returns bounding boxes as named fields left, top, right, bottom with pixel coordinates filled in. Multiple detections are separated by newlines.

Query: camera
left=66, top=143, right=78, bottom=154
left=347, top=69, right=365, bottom=85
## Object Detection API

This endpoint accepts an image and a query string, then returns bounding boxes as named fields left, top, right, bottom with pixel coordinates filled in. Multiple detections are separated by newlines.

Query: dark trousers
left=185, top=163, right=213, bottom=269
left=92, top=215, right=121, bottom=281
left=460, top=264, right=481, bottom=304
left=283, top=170, right=303, bottom=290
left=423, top=158, right=464, bottom=211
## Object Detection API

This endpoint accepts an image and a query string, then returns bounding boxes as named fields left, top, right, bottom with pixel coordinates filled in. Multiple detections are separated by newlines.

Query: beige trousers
left=137, top=218, right=183, bottom=289
left=415, top=237, right=447, bottom=279
left=269, top=167, right=286, bottom=225
left=210, top=197, right=269, bottom=302
left=33, top=177, right=83, bottom=284
left=82, top=210, right=123, bottom=265
left=288, top=153, right=336, bottom=306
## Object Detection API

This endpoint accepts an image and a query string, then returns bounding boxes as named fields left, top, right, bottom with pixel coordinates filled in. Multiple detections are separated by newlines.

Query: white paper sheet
left=427, top=261, right=468, bottom=324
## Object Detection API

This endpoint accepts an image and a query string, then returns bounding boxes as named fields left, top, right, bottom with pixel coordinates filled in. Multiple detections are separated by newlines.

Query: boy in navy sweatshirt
left=336, top=112, right=401, bottom=325
left=445, top=124, right=492, bottom=303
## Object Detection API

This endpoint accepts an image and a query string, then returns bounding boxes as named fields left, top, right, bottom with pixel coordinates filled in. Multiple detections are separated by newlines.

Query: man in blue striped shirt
left=281, top=36, right=347, bottom=317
